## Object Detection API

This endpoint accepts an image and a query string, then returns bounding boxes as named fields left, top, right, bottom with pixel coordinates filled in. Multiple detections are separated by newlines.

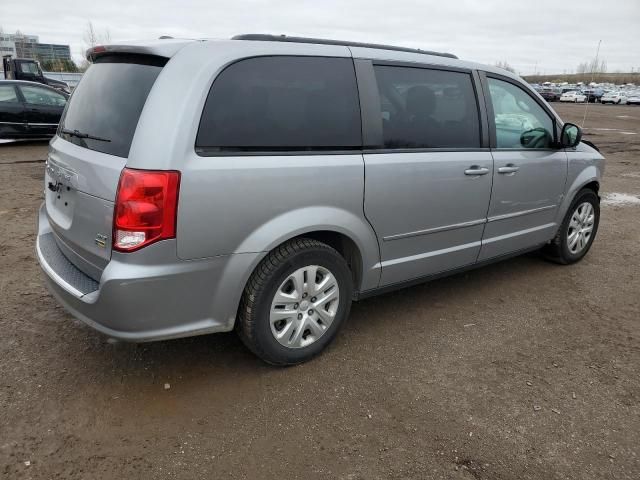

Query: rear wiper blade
left=61, top=128, right=111, bottom=143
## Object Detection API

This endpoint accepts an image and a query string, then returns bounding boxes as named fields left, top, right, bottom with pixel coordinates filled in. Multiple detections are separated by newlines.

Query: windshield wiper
left=61, top=128, right=111, bottom=143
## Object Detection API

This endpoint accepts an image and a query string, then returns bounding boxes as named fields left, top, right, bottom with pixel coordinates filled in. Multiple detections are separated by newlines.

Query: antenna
left=581, top=39, right=602, bottom=128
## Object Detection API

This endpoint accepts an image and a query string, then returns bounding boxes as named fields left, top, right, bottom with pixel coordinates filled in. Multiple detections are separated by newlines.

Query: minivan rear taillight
left=113, top=168, right=180, bottom=252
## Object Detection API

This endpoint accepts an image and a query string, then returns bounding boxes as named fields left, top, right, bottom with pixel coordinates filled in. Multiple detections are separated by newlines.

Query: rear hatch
left=45, top=53, right=166, bottom=281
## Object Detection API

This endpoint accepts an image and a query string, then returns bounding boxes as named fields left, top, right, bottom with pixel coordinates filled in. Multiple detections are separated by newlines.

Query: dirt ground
left=1, top=103, right=638, bottom=480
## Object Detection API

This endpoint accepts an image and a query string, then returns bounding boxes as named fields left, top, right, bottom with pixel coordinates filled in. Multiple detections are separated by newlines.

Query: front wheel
left=544, top=189, right=600, bottom=264
left=236, top=238, right=353, bottom=365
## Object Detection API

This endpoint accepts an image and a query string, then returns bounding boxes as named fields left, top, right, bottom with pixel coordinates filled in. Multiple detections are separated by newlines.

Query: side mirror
left=561, top=123, right=582, bottom=148
left=520, top=127, right=552, bottom=149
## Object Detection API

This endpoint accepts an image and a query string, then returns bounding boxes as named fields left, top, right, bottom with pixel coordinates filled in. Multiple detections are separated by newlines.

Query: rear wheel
left=237, top=238, right=353, bottom=365
left=544, top=189, right=600, bottom=264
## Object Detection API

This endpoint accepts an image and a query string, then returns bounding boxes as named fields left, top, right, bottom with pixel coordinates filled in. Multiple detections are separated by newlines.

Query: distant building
left=14, top=41, right=72, bottom=62
left=0, top=33, right=38, bottom=57
left=0, top=32, right=71, bottom=63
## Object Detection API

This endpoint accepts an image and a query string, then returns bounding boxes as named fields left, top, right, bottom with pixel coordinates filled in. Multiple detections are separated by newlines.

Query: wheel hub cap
left=270, top=265, right=340, bottom=349
left=567, top=202, right=595, bottom=254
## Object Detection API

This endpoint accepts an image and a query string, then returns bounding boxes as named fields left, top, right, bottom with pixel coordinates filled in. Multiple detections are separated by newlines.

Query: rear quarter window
left=196, top=56, right=362, bottom=153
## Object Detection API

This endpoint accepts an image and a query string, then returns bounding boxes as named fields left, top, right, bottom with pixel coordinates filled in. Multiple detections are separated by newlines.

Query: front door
left=362, top=64, right=492, bottom=286
left=479, top=75, right=567, bottom=261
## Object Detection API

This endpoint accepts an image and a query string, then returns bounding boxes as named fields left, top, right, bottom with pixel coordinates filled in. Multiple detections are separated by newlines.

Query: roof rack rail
left=231, top=34, right=458, bottom=60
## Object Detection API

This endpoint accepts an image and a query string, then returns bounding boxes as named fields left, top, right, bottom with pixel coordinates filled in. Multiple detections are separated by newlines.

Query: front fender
left=555, top=147, right=604, bottom=225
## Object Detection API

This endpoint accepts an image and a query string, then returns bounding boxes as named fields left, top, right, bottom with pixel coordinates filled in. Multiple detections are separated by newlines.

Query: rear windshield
left=59, top=54, right=166, bottom=158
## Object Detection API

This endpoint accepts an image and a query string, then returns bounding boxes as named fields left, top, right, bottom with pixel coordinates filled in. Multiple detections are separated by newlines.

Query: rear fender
left=234, top=206, right=381, bottom=293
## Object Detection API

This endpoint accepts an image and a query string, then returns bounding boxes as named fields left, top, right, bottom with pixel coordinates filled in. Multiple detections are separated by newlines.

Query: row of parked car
left=536, top=86, right=640, bottom=105
left=599, top=91, right=640, bottom=105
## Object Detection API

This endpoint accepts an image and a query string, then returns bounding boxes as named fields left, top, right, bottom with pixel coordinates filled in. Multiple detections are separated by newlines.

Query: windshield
left=19, top=61, right=41, bottom=75
left=59, top=54, right=166, bottom=158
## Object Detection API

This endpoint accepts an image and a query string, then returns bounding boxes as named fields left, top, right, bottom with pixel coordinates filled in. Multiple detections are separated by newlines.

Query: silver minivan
left=36, top=35, right=604, bottom=364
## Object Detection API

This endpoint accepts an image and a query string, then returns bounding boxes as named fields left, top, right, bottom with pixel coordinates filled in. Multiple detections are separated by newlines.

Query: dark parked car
left=0, top=80, right=68, bottom=139
left=539, top=88, right=561, bottom=102
left=582, top=88, right=604, bottom=103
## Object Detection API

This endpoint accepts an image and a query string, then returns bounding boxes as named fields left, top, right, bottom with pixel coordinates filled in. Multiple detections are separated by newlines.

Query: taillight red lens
left=113, top=168, right=180, bottom=252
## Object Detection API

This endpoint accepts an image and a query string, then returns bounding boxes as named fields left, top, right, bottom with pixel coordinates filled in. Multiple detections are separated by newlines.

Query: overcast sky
left=1, top=0, right=639, bottom=75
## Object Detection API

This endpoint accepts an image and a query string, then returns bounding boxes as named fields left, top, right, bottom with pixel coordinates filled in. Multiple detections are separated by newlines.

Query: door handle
left=464, top=166, right=490, bottom=176
left=498, top=164, right=520, bottom=174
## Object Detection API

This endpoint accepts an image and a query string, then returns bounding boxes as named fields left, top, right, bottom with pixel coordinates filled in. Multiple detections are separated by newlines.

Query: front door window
left=487, top=78, right=554, bottom=149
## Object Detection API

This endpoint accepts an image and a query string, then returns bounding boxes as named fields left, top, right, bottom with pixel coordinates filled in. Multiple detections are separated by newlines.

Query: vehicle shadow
left=345, top=252, right=547, bottom=334
left=67, top=251, right=549, bottom=380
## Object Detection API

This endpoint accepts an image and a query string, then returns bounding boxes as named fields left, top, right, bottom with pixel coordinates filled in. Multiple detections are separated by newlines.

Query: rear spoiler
left=86, top=39, right=195, bottom=62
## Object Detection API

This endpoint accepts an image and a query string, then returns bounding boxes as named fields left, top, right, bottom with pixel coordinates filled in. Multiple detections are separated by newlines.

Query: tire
left=236, top=238, right=353, bottom=365
left=544, top=189, right=600, bottom=264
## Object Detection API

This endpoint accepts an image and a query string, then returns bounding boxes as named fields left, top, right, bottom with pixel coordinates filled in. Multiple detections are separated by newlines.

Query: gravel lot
left=1, top=103, right=639, bottom=479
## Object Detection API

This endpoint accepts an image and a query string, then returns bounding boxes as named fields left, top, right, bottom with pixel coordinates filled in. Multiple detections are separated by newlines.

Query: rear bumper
left=36, top=203, right=261, bottom=341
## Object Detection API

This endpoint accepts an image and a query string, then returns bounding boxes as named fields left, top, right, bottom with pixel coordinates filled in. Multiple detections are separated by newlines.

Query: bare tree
left=81, top=21, right=112, bottom=67
left=578, top=59, right=607, bottom=74
left=588, top=58, right=607, bottom=74
left=83, top=21, right=98, bottom=50
left=495, top=61, right=516, bottom=74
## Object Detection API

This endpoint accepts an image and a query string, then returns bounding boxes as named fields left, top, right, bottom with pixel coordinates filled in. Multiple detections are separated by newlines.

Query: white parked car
left=601, top=91, right=628, bottom=104
left=560, top=91, right=587, bottom=103
left=627, top=92, right=640, bottom=105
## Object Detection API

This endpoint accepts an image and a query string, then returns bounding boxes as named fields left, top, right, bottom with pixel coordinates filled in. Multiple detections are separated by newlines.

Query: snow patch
left=584, top=128, right=637, bottom=135
left=602, top=193, right=640, bottom=206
